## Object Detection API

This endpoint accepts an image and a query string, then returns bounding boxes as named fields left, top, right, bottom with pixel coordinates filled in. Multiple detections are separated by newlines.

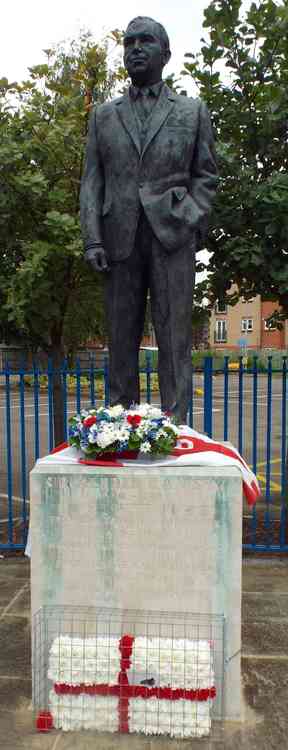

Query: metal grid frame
left=33, top=605, right=225, bottom=739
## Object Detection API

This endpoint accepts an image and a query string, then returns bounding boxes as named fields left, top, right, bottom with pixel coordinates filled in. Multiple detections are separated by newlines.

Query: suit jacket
left=80, top=84, right=218, bottom=260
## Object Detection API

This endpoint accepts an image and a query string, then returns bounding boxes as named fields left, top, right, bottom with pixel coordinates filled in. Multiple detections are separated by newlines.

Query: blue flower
left=80, top=439, right=89, bottom=449
left=69, top=425, right=80, bottom=437
left=147, top=430, right=157, bottom=440
left=119, top=440, right=129, bottom=450
left=96, top=411, right=111, bottom=423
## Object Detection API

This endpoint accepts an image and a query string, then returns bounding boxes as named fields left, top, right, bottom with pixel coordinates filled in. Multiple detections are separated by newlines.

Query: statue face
left=123, top=20, right=167, bottom=85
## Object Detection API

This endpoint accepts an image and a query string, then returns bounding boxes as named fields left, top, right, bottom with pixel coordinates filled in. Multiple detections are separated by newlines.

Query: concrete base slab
left=30, top=463, right=243, bottom=723
left=1, top=560, right=288, bottom=749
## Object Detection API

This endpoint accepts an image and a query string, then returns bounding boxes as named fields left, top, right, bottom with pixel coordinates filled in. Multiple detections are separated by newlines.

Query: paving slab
left=0, top=615, right=31, bottom=676
left=0, top=710, right=27, bottom=750
left=242, top=618, right=288, bottom=655
left=0, top=558, right=30, bottom=579
left=242, top=560, right=288, bottom=593
left=1, top=558, right=288, bottom=748
left=0, top=581, right=30, bottom=616
left=0, top=676, right=31, bottom=710
left=242, top=592, right=288, bottom=621
left=49, top=732, right=223, bottom=750
left=0, top=576, right=29, bottom=606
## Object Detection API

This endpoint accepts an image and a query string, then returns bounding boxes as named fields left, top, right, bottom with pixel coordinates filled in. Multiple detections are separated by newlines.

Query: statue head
left=123, top=16, right=171, bottom=86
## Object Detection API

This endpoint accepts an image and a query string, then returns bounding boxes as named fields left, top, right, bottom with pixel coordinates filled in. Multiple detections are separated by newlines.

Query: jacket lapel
left=141, top=85, right=176, bottom=159
left=115, top=85, right=176, bottom=159
left=115, top=95, right=141, bottom=156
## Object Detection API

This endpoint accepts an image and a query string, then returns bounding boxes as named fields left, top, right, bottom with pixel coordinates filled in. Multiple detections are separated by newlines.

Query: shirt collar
left=129, top=80, right=163, bottom=101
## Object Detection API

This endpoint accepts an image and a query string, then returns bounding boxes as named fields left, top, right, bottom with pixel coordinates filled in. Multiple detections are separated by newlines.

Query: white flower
left=116, top=426, right=130, bottom=442
left=50, top=691, right=119, bottom=732
left=80, top=409, right=89, bottom=418
left=146, top=406, right=163, bottom=419
left=88, top=426, right=98, bottom=444
left=48, top=636, right=120, bottom=684
left=135, top=422, right=150, bottom=437
left=96, top=425, right=117, bottom=449
left=155, top=429, right=166, bottom=440
left=48, top=635, right=214, bottom=738
left=131, top=403, right=151, bottom=417
left=132, top=637, right=213, bottom=689
left=140, top=441, right=152, bottom=453
left=129, top=696, right=211, bottom=737
left=108, top=405, right=125, bottom=418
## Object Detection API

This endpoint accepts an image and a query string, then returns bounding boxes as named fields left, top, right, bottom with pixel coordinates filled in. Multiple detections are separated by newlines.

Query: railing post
left=19, top=364, right=27, bottom=544
left=47, top=358, right=54, bottom=452
left=223, top=356, right=229, bottom=441
left=5, top=360, right=13, bottom=547
left=146, top=350, right=152, bottom=405
left=263, top=355, right=273, bottom=547
left=33, top=358, right=40, bottom=461
left=280, top=356, right=287, bottom=548
left=188, top=362, right=194, bottom=428
left=104, top=355, right=110, bottom=407
left=62, top=358, right=68, bottom=441
left=89, top=354, right=95, bottom=408
left=204, top=356, right=213, bottom=437
left=281, top=356, right=287, bottom=499
left=265, top=356, right=273, bottom=505
left=238, top=356, right=244, bottom=455
left=75, top=357, right=81, bottom=415
left=252, top=357, right=258, bottom=476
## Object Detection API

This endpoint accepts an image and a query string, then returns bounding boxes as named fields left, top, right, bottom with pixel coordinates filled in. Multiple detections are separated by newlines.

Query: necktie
left=135, top=88, right=155, bottom=123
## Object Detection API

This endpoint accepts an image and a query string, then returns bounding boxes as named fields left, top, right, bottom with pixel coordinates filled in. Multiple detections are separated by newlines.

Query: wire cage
left=33, top=606, right=225, bottom=739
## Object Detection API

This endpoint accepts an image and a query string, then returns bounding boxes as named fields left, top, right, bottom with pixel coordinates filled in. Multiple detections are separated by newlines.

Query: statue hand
left=84, top=245, right=110, bottom=272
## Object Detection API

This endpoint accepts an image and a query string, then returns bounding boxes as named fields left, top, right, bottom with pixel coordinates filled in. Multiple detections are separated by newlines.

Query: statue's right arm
left=80, top=107, right=109, bottom=272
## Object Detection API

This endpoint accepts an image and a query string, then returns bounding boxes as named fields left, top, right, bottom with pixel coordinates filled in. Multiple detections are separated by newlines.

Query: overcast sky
left=1, top=0, right=211, bottom=86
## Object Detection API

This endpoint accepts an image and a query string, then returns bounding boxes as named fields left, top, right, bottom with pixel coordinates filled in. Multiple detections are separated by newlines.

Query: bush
left=23, top=372, right=160, bottom=395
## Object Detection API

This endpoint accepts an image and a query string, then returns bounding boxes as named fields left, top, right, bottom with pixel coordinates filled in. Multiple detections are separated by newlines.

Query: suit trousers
left=104, top=210, right=195, bottom=423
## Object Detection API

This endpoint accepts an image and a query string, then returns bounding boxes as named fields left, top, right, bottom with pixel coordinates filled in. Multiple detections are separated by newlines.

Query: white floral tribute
left=68, top=403, right=178, bottom=459
left=48, top=634, right=216, bottom=738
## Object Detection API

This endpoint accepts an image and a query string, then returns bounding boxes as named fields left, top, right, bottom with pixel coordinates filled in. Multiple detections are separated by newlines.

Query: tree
left=182, top=0, right=288, bottom=324
left=0, top=32, right=124, bottom=442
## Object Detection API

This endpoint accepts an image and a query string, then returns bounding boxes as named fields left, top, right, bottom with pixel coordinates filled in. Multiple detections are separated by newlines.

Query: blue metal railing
left=0, top=354, right=287, bottom=552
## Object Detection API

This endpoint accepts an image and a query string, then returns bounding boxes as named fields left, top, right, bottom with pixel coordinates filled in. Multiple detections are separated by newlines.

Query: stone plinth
left=30, top=463, right=242, bottom=721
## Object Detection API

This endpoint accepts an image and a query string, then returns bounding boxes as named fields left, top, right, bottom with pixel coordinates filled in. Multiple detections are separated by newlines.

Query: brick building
left=210, top=296, right=288, bottom=351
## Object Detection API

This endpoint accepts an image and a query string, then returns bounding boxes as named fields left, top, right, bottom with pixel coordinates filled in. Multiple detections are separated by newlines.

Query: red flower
left=127, top=414, right=142, bottom=428
left=36, top=711, right=53, bottom=732
left=83, top=415, right=97, bottom=428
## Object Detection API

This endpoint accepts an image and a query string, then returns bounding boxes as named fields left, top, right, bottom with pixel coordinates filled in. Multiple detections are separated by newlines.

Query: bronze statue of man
left=80, top=16, right=217, bottom=423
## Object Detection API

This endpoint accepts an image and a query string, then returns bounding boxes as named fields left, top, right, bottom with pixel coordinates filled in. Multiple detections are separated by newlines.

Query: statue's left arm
left=189, top=100, right=218, bottom=243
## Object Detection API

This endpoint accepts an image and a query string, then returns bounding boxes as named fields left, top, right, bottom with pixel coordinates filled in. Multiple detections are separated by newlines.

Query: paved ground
left=1, top=557, right=288, bottom=749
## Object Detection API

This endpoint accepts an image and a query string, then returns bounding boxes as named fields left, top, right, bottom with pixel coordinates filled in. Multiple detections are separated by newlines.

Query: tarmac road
left=0, top=373, right=287, bottom=506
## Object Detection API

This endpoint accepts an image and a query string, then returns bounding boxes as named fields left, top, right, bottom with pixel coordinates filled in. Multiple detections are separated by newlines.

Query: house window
left=264, top=319, right=276, bottom=331
left=215, top=320, right=227, bottom=343
left=241, top=318, right=253, bottom=333
left=216, top=301, right=227, bottom=314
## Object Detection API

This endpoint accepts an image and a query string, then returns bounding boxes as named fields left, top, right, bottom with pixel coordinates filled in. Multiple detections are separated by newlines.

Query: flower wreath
left=68, top=404, right=178, bottom=460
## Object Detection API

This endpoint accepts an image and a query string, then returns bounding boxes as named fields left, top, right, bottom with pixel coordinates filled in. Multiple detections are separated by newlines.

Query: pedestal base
left=30, top=463, right=242, bottom=721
